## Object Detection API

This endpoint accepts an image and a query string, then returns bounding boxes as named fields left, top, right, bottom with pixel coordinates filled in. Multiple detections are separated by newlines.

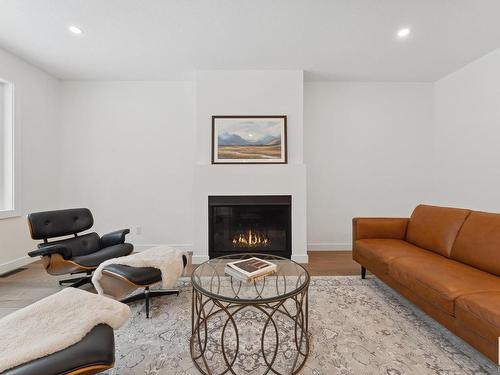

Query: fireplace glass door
left=209, top=196, right=291, bottom=259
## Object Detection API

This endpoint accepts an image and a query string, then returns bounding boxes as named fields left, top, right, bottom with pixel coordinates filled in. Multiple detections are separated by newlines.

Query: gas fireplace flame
left=232, top=230, right=270, bottom=247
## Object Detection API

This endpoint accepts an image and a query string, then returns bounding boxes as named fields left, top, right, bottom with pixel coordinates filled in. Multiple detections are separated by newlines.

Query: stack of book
left=224, top=257, right=277, bottom=283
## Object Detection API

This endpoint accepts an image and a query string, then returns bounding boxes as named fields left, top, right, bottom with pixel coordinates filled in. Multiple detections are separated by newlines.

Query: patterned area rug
left=104, top=276, right=497, bottom=374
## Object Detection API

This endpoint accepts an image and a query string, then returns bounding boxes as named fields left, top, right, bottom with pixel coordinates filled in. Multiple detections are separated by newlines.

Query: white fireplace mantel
left=192, top=70, right=307, bottom=263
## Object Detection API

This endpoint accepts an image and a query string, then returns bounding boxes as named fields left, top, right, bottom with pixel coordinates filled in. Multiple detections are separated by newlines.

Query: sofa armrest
left=28, top=244, right=72, bottom=260
left=352, top=217, right=409, bottom=245
left=101, top=229, right=130, bottom=248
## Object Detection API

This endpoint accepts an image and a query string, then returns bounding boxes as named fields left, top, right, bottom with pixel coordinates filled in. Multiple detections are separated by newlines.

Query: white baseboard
left=134, top=243, right=208, bottom=264
left=134, top=244, right=193, bottom=252
left=134, top=244, right=311, bottom=264
left=192, top=255, right=209, bottom=264
left=291, top=254, right=309, bottom=263
left=0, top=256, right=35, bottom=276
left=136, top=243, right=353, bottom=252
left=308, top=243, right=352, bottom=251
left=133, top=243, right=208, bottom=264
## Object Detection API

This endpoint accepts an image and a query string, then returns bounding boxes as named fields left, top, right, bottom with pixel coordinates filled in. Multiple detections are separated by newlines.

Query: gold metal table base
left=190, top=285, right=309, bottom=375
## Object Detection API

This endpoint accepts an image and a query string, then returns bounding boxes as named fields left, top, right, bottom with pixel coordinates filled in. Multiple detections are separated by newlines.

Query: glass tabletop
left=191, top=253, right=309, bottom=303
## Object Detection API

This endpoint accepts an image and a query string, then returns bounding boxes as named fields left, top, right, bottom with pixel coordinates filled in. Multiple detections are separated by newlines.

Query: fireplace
left=208, top=195, right=291, bottom=259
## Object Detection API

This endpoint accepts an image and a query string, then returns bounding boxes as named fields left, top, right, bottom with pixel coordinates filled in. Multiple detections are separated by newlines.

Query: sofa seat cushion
left=389, top=256, right=500, bottom=316
left=455, top=292, right=500, bottom=341
left=355, top=239, right=435, bottom=273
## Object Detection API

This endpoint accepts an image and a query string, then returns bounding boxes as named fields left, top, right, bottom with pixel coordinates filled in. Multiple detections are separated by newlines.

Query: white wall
left=433, top=47, right=500, bottom=212
left=304, top=82, right=434, bottom=249
left=59, top=81, right=195, bottom=248
left=57, top=78, right=436, bottom=258
left=0, top=47, right=60, bottom=273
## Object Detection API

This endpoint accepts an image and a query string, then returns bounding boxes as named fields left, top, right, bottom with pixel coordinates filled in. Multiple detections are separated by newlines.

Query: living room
left=0, top=1, right=499, bottom=374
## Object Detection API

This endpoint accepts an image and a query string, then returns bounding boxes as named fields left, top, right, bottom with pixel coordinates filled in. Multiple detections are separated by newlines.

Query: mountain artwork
left=212, top=116, right=287, bottom=164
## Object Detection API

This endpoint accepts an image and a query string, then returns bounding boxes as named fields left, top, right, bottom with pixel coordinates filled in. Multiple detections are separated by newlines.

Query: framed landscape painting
left=212, top=115, right=287, bottom=164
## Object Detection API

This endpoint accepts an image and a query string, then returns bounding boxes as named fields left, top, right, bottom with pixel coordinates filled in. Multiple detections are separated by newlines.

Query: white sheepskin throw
left=92, top=245, right=186, bottom=296
left=0, top=287, right=130, bottom=372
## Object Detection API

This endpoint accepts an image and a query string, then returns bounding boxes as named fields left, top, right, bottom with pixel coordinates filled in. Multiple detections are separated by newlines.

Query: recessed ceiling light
left=397, top=27, right=411, bottom=39
left=68, top=25, right=83, bottom=35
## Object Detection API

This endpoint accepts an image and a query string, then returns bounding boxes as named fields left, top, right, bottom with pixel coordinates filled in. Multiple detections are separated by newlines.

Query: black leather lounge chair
left=3, top=324, right=115, bottom=375
left=27, top=208, right=133, bottom=288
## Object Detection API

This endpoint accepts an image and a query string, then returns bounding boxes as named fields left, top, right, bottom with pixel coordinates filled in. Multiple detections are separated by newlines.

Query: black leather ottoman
left=102, top=258, right=186, bottom=318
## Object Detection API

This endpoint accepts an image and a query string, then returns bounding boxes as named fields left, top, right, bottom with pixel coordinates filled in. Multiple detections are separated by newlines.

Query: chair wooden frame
left=101, top=269, right=179, bottom=318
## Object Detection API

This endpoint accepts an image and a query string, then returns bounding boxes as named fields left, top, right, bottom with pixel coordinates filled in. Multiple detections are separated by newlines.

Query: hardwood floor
left=0, top=251, right=360, bottom=318
left=306, top=250, right=360, bottom=276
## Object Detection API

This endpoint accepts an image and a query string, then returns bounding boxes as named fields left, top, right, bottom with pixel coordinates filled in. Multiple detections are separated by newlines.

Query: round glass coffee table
left=190, top=253, right=310, bottom=375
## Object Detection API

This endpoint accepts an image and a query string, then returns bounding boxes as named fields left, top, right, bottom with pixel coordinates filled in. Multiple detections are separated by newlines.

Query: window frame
left=0, top=78, right=19, bottom=220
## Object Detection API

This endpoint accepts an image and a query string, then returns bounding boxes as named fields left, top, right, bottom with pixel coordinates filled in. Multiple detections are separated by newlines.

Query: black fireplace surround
left=208, top=195, right=291, bottom=259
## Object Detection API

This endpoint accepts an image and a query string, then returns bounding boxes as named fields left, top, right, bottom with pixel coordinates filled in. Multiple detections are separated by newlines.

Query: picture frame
left=211, top=115, right=287, bottom=164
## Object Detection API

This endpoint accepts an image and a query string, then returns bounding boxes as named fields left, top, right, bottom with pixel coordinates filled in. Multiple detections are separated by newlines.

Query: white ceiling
left=0, top=0, right=500, bottom=81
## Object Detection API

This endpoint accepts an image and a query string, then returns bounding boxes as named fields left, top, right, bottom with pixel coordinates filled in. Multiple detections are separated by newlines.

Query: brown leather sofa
left=352, top=204, right=500, bottom=364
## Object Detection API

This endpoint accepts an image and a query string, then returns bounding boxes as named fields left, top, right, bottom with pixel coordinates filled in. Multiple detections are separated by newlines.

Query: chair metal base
left=58, top=275, right=93, bottom=288
left=121, top=287, right=180, bottom=318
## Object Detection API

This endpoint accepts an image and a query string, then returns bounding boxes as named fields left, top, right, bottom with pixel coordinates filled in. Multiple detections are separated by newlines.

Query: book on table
left=224, top=257, right=277, bottom=282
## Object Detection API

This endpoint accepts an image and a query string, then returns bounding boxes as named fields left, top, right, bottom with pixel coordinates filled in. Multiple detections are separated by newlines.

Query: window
left=0, top=79, right=14, bottom=215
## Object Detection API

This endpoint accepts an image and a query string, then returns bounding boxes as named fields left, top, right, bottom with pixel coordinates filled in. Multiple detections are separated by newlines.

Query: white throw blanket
left=92, top=245, right=186, bottom=296
left=0, top=287, right=130, bottom=373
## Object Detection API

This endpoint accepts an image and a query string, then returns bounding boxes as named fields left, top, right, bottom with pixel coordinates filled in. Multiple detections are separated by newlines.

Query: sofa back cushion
left=406, top=205, right=470, bottom=257
left=451, top=211, right=500, bottom=276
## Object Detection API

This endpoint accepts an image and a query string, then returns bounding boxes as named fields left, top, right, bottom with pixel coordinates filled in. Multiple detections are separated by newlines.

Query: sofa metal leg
left=361, top=266, right=366, bottom=279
